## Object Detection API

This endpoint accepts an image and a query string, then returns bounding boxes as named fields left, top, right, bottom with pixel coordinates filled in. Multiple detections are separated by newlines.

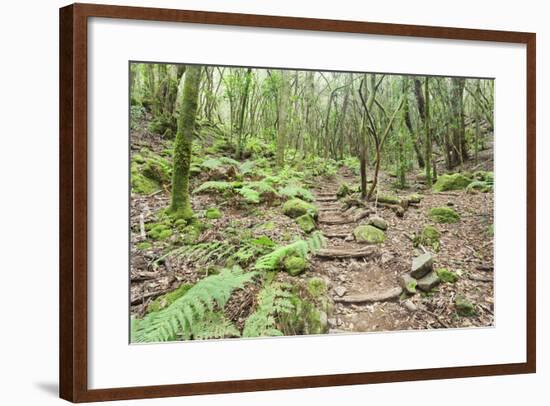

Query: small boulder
left=369, top=216, right=388, bottom=231
left=411, top=253, right=433, bottom=279
left=296, top=214, right=316, bottom=233
left=417, top=271, right=441, bottom=291
left=353, top=225, right=385, bottom=244
left=283, top=255, right=307, bottom=276
left=433, top=173, right=472, bottom=192
left=403, top=300, right=418, bottom=312
left=334, top=286, right=347, bottom=297
left=428, top=207, right=460, bottom=224
left=283, top=198, right=318, bottom=219
left=399, top=274, right=418, bottom=294
left=205, top=207, right=222, bottom=220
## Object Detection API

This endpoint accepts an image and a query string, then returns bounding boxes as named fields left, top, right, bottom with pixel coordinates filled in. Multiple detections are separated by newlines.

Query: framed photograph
left=59, top=3, right=536, bottom=402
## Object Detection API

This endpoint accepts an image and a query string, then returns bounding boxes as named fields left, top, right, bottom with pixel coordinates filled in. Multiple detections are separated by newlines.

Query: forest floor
left=130, top=118, right=494, bottom=339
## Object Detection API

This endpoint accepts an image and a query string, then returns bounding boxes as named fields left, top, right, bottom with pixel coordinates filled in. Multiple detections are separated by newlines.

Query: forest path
left=311, top=174, right=405, bottom=333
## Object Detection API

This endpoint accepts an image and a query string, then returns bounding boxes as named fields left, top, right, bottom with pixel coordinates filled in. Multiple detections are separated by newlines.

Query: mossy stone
left=436, top=268, right=459, bottom=283
left=147, top=224, right=173, bottom=240
left=353, top=225, right=385, bottom=244
left=455, top=295, right=476, bottom=316
left=283, top=255, right=307, bottom=276
left=433, top=173, right=472, bottom=192
left=282, top=198, right=318, bottom=219
left=377, top=195, right=401, bottom=205
left=418, top=225, right=440, bottom=250
left=466, top=180, right=492, bottom=194
left=205, top=207, right=222, bottom=220
left=428, top=207, right=460, bottom=224
left=296, top=214, right=316, bottom=233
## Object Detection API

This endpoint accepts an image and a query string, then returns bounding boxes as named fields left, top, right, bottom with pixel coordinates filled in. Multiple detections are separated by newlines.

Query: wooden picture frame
left=59, top=3, right=536, bottom=402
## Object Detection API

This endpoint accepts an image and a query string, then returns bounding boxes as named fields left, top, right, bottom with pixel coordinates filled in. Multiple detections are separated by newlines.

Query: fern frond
left=243, top=283, right=294, bottom=337
left=278, top=185, right=314, bottom=202
left=132, top=267, right=256, bottom=343
left=237, top=187, right=260, bottom=203
left=253, top=232, right=326, bottom=271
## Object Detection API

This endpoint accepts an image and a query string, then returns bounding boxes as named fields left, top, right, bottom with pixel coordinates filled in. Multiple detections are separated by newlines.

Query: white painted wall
left=0, top=0, right=546, bottom=405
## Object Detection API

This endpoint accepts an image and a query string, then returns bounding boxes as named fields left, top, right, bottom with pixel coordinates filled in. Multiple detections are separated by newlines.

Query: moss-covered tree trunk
left=276, top=70, right=289, bottom=167
left=424, top=77, right=432, bottom=187
left=168, top=66, right=201, bottom=220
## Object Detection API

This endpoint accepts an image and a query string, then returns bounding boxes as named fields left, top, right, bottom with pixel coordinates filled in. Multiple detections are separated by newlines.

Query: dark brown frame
left=59, top=3, right=536, bottom=402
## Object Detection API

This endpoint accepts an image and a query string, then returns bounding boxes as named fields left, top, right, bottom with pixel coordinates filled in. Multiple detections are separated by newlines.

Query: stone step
left=316, top=246, right=377, bottom=259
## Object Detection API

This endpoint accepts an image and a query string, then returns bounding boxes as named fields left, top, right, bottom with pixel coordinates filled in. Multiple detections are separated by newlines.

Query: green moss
left=406, top=193, right=424, bottom=203
left=257, top=221, right=276, bottom=231
left=436, top=268, right=458, bottom=283
left=205, top=207, right=222, bottom=220
left=283, top=255, right=307, bottom=276
left=307, top=277, right=328, bottom=298
left=353, top=225, right=385, bottom=244
left=428, top=207, right=460, bottom=224
left=147, top=224, right=173, bottom=241
left=282, top=198, right=318, bottom=219
left=473, top=170, right=494, bottom=183
left=466, top=180, right=492, bottom=194
left=455, top=295, right=476, bottom=316
left=148, top=114, right=176, bottom=136
left=136, top=241, right=152, bottom=250
left=377, top=195, right=401, bottom=205
left=416, top=225, right=440, bottom=251
left=146, top=283, right=193, bottom=313
left=433, top=173, right=472, bottom=192
left=296, top=214, right=316, bottom=233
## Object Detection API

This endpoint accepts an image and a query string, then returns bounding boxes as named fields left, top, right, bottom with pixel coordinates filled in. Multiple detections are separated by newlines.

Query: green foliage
left=284, top=256, right=307, bottom=276
left=132, top=267, right=256, bottom=342
left=205, top=208, right=222, bottom=219
left=433, top=173, right=472, bottom=192
left=253, top=232, right=326, bottom=271
left=435, top=268, right=459, bottom=283
left=307, top=278, right=328, bottom=298
left=147, top=283, right=193, bottom=313
left=336, top=183, right=350, bottom=198
left=414, top=225, right=440, bottom=251
left=136, top=241, right=152, bottom=250
left=428, top=207, right=460, bottom=223
left=278, top=185, right=314, bottom=202
left=455, top=295, right=476, bottom=316
left=243, top=283, right=294, bottom=337
left=148, top=224, right=173, bottom=241
left=194, top=181, right=235, bottom=194
left=466, top=180, right=493, bottom=194
left=148, top=114, right=176, bottom=137
left=131, top=149, right=172, bottom=194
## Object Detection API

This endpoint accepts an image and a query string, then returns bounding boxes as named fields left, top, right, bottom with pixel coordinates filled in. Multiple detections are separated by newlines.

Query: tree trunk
left=168, top=66, right=201, bottom=220
left=424, top=77, right=432, bottom=187
left=276, top=70, right=289, bottom=167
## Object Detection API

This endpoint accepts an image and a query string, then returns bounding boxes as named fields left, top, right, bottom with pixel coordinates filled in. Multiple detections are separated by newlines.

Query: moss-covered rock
left=433, top=173, right=472, bottom=192
left=428, top=207, right=460, bottom=223
left=205, top=207, right=222, bottom=220
left=399, top=274, right=417, bottom=294
left=283, top=255, right=307, bottom=276
left=354, top=225, right=385, bottom=244
left=296, top=214, right=316, bottom=233
left=473, top=170, right=494, bottom=183
left=147, top=224, right=173, bottom=240
left=148, top=114, right=176, bottom=137
left=368, top=216, right=388, bottom=231
left=282, top=198, right=318, bottom=219
left=377, top=195, right=401, bottom=205
left=455, top=295, right=476, bottom=316
left=147, top=283, right=193, bottom=313
left=466, top=180, right=492, bottom=194
left=435, top=268, right=459, bottom=283
left=131, top=149, right=172, bottom=194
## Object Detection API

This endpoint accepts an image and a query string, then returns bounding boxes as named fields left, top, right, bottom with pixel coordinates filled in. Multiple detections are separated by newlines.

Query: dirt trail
left=310, top=174, right=409, bottom=334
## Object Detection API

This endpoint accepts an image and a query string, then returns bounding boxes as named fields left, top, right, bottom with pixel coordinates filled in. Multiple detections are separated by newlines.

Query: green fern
left=243, top=283, right=294, bottom=337
left=191, top=311, right=240, bottom=340
left=278, top=184, right=314, bottom=202
left=132, top=267, right=256, bottom=343
left=194, top=181, right=235, bottom=194
left=237, top=187, right=260, bottom=203
left=158, top=241, right=234, bottom=266
left=253, top=231, right=326, bottom=271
